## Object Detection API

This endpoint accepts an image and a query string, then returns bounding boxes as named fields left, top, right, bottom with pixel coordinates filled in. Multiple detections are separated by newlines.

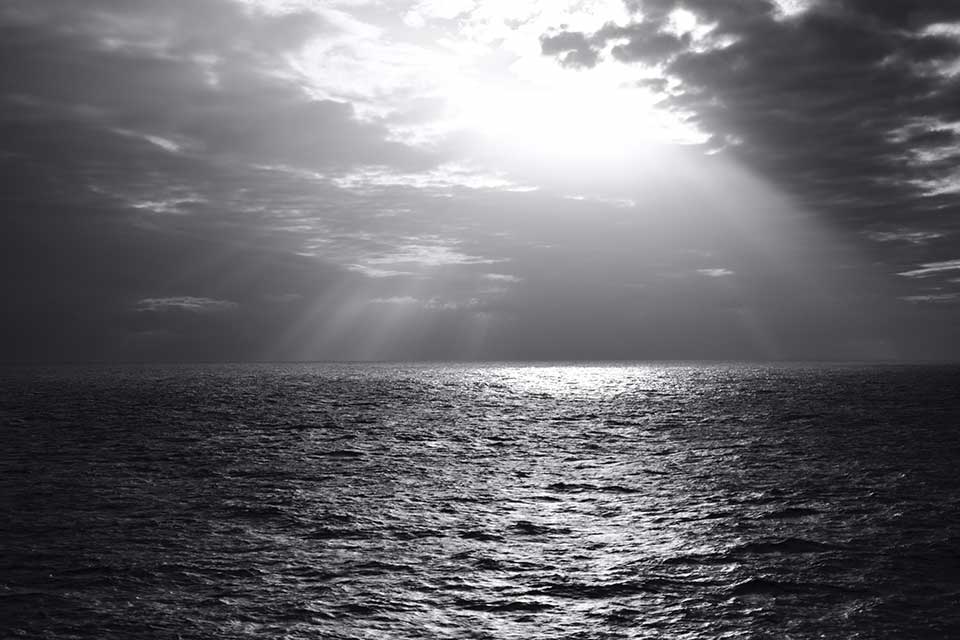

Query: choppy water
left=1, top=363, right=960, bottom=639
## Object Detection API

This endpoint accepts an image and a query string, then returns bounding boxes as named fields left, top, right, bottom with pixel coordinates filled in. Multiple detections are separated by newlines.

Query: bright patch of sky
left=770, top=0, right=818, bottom=20
left=285, top=0, right=703, bottom=173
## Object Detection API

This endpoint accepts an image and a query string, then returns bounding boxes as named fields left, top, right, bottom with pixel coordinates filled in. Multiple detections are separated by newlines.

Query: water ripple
left=1, top=362, right=959, bottom=638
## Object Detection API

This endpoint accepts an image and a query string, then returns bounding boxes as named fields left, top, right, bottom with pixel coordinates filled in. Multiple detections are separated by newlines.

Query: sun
left=446, top=67, right=704, bottom=172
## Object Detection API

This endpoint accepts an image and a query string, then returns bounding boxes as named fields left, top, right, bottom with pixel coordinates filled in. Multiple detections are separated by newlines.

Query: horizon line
left=2, top=358, right=958, bottom=367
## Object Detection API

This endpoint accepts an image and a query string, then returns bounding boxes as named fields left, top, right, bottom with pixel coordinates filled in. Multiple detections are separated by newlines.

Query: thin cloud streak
left=898, top=259, right=960, bottom=278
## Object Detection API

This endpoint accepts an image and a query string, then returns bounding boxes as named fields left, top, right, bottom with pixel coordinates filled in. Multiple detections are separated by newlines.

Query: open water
left=1, top=363, right=959, bottom=639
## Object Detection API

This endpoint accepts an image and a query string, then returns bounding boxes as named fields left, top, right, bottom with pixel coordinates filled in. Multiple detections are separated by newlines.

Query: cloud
left=539, top=0, right=960, bottom=236
left=697, top=268, right=735, bottom=277
left=332, top=164, right=526, bottom=192
left=134, top=297, right=239, bottom=313
left=898, top=258, right=960, bottom=277
left=346, top=265, right=414, bottom=278
left=540, top=30, right=602, bottom=68
left=369, top=296, right=419, bottom=304
left=424, top=296, right=481, bottom=311
left=2, top=0, right=960, bottom=362
left=367, top=295, right=491, bottom=312
left=484, top=273, right=522, bottom=283
left=865, top=229, right=946, bottom=245
left=900, top=293, right=959, bottom=303
left=0, top=0, right=432, bottom=183
left=362, top=241, right=503, bottom=269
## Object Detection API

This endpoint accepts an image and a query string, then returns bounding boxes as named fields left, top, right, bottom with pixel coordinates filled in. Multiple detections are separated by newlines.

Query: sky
left=1, top=0, right=959, bottom=362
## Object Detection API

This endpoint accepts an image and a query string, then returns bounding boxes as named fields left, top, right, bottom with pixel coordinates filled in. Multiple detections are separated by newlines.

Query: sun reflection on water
left=480, top=364, right=676, bottom=399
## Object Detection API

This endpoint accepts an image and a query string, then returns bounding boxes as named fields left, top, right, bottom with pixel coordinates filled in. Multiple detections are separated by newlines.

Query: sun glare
left=448, top=73, right=704, bottom=168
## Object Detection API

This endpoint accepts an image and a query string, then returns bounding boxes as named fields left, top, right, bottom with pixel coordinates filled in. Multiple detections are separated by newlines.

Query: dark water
left=2, top=363, right=960, bottom=639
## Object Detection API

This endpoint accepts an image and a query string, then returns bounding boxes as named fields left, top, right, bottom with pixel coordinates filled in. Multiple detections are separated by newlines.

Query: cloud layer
left=1, top=0, right=958, bottom=361
left=540, top=1, right=960, bottom=276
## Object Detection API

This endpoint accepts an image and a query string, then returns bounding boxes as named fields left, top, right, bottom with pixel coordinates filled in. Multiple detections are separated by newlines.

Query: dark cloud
left=602, top=22, right=692, bottom=63
left=540, top=31, right=602, bottom=68
left=0, top=0, right=443, bottom=362
left=134, top=297, right=239, bottom=313
left=541, top=0, right=960, bottom=298
left=0, top=13, right=426, bottom=173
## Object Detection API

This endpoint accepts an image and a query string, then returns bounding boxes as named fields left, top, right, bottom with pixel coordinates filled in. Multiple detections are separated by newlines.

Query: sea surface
left=1, top=363, right=959, bottom=639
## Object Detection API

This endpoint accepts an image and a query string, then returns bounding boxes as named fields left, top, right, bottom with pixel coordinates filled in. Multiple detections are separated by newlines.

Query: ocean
left=1, top=363, right=959, bottom=638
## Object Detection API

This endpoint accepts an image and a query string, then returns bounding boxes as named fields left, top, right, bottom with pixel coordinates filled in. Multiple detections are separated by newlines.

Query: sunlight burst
left=445, top=73, right=705, bottom=171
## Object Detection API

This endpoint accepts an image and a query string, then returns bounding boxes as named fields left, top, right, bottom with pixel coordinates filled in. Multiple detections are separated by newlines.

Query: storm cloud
left=540, top=1, right=960, bottom=282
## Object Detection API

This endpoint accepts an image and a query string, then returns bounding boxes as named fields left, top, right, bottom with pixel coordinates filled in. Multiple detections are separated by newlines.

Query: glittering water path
left=2, top=363, right=959, bottom=638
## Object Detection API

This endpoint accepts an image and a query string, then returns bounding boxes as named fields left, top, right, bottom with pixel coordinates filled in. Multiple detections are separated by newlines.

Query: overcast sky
left=2, top=0, right=959, bottom=362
